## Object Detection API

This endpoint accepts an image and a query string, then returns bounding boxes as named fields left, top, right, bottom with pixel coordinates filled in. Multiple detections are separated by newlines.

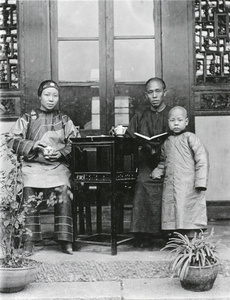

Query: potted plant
left=161, top=229, right=219, bottom=292
left=0, top=133, right=39, bottom=293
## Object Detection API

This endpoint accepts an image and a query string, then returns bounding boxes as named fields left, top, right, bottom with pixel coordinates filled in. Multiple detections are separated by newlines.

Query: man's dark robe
left=126, top=105, right=171, bottom=234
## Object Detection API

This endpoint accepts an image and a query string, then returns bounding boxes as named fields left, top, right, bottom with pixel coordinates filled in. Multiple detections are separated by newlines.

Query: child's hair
left=168, top=106, right=187, bottom=118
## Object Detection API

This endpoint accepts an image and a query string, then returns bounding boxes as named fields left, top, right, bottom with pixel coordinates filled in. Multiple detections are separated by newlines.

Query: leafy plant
left=0, top=133, right=37, bottom=267
left=161, top=229, right=219, bottom=280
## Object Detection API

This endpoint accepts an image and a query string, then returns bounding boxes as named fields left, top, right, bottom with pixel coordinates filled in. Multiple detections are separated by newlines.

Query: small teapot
left=113, top=125, right=127, bottom=136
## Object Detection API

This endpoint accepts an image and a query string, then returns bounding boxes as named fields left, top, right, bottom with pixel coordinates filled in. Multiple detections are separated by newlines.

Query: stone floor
left=1, top=219, right=230, bottom=300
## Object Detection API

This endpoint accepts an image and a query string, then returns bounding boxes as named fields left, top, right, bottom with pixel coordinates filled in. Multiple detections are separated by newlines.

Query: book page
left=134, top=132, right=167, bottom=140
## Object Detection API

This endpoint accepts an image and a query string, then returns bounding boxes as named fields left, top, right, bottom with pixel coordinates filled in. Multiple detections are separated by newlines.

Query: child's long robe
left=153, top=132, right=209, bottom=230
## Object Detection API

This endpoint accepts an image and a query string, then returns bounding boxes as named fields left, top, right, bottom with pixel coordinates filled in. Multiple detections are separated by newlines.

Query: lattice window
left=195, top=0, right=230, bottom=84
left=0, top=0, right=18, bottom=90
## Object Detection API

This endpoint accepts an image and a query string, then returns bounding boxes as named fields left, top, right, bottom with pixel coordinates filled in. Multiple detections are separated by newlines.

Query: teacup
left=43, top=146, right=54, bottom=156
left=114, top=125, right=126, bottom=136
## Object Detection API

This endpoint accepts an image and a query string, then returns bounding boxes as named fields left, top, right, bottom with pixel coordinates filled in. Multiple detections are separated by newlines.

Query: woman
left=7, top=80, right=77, bottom=255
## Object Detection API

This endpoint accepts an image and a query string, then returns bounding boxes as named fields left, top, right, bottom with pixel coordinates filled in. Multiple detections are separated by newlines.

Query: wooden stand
left=71, top=136, right=138, bottom=255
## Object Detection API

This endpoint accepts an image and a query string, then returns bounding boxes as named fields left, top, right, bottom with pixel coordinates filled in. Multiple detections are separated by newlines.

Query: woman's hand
left=33, top=140, right=47, bottom=150
left=47, top=150, right=62, bottom=161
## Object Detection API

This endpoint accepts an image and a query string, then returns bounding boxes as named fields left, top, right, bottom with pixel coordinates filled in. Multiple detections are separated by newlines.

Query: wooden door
left=50, top=0, right=158, bottom=135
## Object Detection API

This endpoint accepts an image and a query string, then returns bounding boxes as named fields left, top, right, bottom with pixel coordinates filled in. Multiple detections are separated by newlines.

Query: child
left=151, top=106, right=209, bottom=238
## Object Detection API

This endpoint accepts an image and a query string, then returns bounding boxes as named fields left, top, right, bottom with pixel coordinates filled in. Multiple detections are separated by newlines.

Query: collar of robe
left=169, top=129, right=188, bottom=136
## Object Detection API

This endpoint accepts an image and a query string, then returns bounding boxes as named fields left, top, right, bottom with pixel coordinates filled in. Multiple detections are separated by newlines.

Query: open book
left=134, top=132, right=168, bottom=141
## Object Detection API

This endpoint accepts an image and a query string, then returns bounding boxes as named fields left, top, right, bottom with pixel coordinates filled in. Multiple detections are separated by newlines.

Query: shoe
left=23, top=241, right=34, bottom=256
left=133, top=237, right=149, bottom=248
left=61, top=242, right=73, bottom=255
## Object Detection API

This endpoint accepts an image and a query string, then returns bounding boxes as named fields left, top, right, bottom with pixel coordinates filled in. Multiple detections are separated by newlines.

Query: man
left=7, top=80, right=77, bottom=255
left=126, top=77, right=171, bottom=247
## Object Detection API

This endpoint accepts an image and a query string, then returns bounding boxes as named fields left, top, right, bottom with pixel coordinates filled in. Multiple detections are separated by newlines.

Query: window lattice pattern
left=0, top=0, right=18, bottom=90
left=195, top=0, right=230, bottom=84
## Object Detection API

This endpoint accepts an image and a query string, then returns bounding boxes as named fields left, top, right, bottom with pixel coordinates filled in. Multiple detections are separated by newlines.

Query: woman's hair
left=37, top=80, right=59, bottom=96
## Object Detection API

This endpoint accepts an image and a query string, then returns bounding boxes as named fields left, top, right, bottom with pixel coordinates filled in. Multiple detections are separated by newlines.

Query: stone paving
left=1, top=220, right=230, bottom=300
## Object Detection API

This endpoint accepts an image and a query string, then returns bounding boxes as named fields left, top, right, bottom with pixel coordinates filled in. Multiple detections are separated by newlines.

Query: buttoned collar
left=150, top=103, right=166, bottom=113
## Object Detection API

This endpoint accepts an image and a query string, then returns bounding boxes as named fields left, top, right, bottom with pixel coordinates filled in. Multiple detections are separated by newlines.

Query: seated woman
left=7, top=80, right=77, bottom=255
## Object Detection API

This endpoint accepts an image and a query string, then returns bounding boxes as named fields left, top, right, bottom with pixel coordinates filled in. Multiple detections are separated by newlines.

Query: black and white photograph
left=0, top=0, right=230, bottom=299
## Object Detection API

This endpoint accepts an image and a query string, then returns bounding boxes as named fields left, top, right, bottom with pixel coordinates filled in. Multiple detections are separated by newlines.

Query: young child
left=151, top=106, right=209, bottom=238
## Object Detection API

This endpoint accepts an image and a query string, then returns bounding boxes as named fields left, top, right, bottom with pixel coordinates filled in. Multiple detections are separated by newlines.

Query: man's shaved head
left=145, top=77, right=166, bottom=91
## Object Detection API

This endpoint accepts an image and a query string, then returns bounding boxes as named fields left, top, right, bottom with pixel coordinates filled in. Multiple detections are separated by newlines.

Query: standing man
left=126, top=77, right=171, bottom=247
left=7, top=80, right=77, bottom=255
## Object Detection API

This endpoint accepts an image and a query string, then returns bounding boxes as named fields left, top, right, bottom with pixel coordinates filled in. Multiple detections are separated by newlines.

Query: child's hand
left=196, top=186, right=206, bottom=191
left=151, top=176, right=162, bottom=181
left=150, top=170, right=162, bottom=180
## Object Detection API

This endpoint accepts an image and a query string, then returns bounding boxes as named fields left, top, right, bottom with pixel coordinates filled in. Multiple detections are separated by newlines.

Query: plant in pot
left=0, top=133, right=40, bottom=293
left=161, top=229, right=219, bottom=292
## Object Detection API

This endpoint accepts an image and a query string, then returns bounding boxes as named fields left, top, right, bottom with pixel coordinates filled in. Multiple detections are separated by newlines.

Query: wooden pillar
left=19, top=0, right=51, bottom=112
left=161, top=0, right=194, bottom=131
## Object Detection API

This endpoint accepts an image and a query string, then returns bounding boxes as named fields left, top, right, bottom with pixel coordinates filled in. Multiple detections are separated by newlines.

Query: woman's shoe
left=61, top=242, right=73, bottom=255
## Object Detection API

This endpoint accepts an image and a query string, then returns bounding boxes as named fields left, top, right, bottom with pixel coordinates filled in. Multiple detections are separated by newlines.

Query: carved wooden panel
left=0, top=0, right=18, bottom=90
left=0, top=96, right=20, bottom=119
left=195, top=0, right=230, bottom=84
left=195, top=91, right=230, bottom=110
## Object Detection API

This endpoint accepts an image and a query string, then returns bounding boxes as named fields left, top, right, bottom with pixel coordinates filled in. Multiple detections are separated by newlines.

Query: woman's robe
left=7, top=109, right=77, bottom=188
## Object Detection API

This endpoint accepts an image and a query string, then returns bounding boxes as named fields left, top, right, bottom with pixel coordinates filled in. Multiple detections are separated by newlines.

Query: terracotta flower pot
left=0, top=263, right=38, bottom=293
left=180, top=262, right=219, bottom=292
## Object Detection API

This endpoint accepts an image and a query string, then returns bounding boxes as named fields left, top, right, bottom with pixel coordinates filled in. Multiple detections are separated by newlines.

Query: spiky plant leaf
left=179, top=256, right=191, bottom=280
left=160, top=229, right=219, bottom=279
left=172, top=253, right=190, bottom=276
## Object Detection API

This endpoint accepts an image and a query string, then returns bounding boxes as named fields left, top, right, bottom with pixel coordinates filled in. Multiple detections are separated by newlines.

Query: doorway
left=50, top=0, right=157, bottom=134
